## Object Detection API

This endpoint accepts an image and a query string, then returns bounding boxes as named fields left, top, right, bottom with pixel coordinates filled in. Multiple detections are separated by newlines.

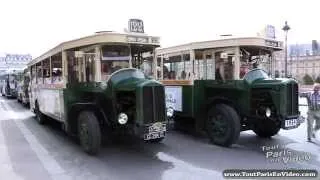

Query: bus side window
left=67, top=55, right=79, bottom=84
left=51, top=53, right=63, bottom=84
left=163, top=65, right=169, bottom=79
left=31, top=65, right=36, bottom=84
left=36, top=62, right=42, bottom=84
left=43, top=58, right=51, bottom=84
left=85, top=54, right=95, bottom=82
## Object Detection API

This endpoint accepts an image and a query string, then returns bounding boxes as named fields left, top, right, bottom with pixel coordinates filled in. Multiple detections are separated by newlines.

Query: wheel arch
left=68, top=103, right=110, bottom=136
left=207, top=97, right=241, bottom=116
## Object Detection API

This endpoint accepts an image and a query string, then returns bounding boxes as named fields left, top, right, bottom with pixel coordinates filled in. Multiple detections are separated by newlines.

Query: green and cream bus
left=154, top=37, right=303, bottom=147
left=28, top=19, right=167, bottom=155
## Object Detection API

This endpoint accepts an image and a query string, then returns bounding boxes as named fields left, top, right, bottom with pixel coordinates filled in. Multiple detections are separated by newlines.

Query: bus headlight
left=265, top=107, right=271, bottom=117
left=118, top=113, right=128, bottom=125
left=167, top=107, right=174, bottom=117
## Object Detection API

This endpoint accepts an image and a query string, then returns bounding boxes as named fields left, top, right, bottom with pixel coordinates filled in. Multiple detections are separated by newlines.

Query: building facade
left=274, top=50, right=320, bottom=82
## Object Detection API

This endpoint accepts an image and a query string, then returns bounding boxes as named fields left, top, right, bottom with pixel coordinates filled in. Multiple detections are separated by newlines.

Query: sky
left=0, top=0, right=319, bottom=58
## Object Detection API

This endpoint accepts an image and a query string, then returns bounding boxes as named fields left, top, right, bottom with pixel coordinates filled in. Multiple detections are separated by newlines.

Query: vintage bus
left=154, top=37, right=304, bottom=147
left=1, top=69, right=23, bottom=98
left=28, top=19, right=167, bottom=155
left=17, top=68, right=30, bottom=105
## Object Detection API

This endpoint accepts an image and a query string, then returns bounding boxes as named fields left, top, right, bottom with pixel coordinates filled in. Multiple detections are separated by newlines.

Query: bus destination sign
left=128, top=19, right=144, bottom=33
left=265, top=40, right=282, bottom=48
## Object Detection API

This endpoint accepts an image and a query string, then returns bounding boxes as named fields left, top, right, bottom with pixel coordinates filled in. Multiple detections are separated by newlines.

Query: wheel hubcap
left=210, top=113, right=228, bottom=137
left=79, top=123, right=89, bottom=148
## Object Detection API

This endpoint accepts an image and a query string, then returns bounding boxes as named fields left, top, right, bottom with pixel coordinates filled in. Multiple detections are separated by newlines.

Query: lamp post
left=282, top=21, right=290, bottom=77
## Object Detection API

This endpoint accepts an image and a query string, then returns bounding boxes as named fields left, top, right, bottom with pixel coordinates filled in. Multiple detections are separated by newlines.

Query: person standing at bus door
left=215, top=60, right=224, bottom=80
left=300, top=83, right=320, bottom=142
left=240, top=67, right=246, bottom=78
left=215, top=67, right=222, bottom=80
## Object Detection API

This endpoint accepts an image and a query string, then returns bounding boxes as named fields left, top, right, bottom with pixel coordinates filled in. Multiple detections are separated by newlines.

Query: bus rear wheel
left=206, top=104, right=240, bottom=147
left=78, top=111, right=101, bottom=155
left=35, top=102, right=46, bottom=125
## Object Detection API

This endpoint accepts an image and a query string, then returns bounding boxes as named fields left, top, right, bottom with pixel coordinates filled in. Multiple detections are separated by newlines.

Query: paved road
left=0, top=96, right=319, bottom=180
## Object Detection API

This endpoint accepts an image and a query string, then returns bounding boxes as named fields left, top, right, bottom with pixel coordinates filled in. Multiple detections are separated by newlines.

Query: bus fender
left=207, top=97, right=240, bottom=115
left=68, top=103, right=110, bottom=135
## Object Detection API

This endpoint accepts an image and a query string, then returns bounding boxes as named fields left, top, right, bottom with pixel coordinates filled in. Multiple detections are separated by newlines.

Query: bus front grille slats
left=142, top=86, right=165, bottom=124
left=287, top=83, right=298, bottom=116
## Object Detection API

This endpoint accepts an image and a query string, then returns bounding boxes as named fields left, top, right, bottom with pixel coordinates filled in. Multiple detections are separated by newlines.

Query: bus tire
left=35, top=102, right=46, bottom=125
left=206, top=104, right=240, bottom=147
left=78, top=111, right=101, bottom=155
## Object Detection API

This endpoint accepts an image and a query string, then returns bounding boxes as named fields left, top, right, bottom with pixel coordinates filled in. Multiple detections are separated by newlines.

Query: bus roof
left=28, top=31, right=160, bottom=66
left=156, top=37, right=283, bottom=55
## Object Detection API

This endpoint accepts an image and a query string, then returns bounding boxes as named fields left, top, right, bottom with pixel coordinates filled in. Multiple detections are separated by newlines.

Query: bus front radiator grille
left=153, top=86, right=166, bottom=123
left=142, top=86, right=154, bottom=124
left=287, top=83, right=299, bottom=116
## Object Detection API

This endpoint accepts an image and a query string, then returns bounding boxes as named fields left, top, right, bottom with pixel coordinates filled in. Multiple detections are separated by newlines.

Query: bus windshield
left=101, top=45, right=130, bottom=80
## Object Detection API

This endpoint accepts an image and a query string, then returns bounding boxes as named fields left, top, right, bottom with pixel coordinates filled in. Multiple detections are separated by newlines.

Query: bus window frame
left=51, top=53, right=63, bottom=84
left=161, top=54, right=191, bottom=81
left=36, top=62, right=43, bottom=84
left=42, top=58, right=51, bottom=84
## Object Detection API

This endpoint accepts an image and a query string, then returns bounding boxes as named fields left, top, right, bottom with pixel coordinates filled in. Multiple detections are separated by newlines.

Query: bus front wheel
left=206, top=104, right=241, bottom=147
left=78, top=111, right=101, bottom=155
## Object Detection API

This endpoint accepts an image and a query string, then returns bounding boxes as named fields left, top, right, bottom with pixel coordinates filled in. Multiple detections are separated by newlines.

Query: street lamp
left=282, top=21, right=290, bottom=77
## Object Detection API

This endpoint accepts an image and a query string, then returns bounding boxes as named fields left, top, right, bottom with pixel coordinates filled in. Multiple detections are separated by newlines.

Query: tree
left=315, top=76, right=320, bottom=83
left=303, top=74, right=314, bottom=85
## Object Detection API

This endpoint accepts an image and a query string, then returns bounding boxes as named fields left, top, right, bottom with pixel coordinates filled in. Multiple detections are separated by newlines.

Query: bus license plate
left=285, top=119, right=298, bottom=128
left=144, top=122, right=166, bottom=140
left=144, top=131, right=165, bottom=140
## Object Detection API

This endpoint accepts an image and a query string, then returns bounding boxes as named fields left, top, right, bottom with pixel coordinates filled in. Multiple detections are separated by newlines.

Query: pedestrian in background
left=300, top=83, right=320, bottom=142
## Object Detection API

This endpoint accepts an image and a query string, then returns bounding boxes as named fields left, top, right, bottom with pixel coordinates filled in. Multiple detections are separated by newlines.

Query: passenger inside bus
left=240, top=66, right=248, bottom=78
left=101, top=62, right=112, bottom=80
left=180, top=70, right=186, bottom=80
left=224, top=58, right=234, bottom=80
left=163, top=66, right=169, bottom=79
left=101, top=61, right=129, bottom=81
left=215, top=58, right=225, bottom=80
left=52, top=68, right=62, bottom=83
left=169, top=71, right=176, bottom=80
left=215, top=55, right=235, bottom=80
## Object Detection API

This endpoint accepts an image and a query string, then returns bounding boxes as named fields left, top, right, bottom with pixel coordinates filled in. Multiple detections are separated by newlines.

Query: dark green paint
left=62, top=69, right=166, bottom=138
left=174, top=69, right=300, bottom=132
